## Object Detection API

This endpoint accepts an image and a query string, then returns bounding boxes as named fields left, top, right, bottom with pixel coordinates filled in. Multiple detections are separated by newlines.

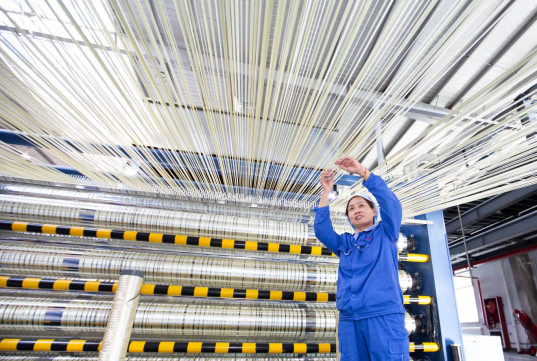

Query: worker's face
left=347, top=197, right=376, bottom=232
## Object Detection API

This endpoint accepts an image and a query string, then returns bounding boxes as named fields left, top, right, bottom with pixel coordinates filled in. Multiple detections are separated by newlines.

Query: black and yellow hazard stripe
left=0, top=220, right=429, bottom=262
left=0, top=339, right=101, bottom=352
left=409, top=342, right=440, bottom=352
left=126, top=341, right=335, bottom=354
left=399, top=253, right=429, bottom=262
left=0, top=220, right=333, bottom=256
left=0, top=275, right=117, bottom=293
left=0, top=339, right=439, bottom=353
left=0, top=275, right=334, bottom=302
left=403, top=295, right=432, bottom=305
left=0, top=339, right=334, bottom=353
left=0, top=275, right=433, bottom=304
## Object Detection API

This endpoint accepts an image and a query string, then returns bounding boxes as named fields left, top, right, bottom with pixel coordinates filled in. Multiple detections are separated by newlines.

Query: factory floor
left=503, top=349, right=537, bottom=360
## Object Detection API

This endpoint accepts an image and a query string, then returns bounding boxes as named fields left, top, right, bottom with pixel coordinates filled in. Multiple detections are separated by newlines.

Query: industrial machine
left=0, top=177, right=462, bottom=360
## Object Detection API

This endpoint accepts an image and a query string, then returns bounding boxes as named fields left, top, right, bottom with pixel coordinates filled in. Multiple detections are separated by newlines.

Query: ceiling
left=1, top=0, right=537, bottom=263
left=445, top=183, right=537, bottom=270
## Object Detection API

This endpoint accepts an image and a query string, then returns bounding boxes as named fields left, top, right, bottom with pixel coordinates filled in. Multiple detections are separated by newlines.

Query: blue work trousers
left=339, top=313, right=410, bottom=361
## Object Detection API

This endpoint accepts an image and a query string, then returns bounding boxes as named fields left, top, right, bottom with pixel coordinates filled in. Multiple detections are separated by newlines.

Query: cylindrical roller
left=0, top=339, right=336, bottom=354
left=403, top=295, right=432, bottom=305
left=398, top=270, right=420, bottom=293
left=0, top=276, right=432, bottom=305
left=0, top=221, right=431, bottom=260
left=0, top=241, right=337, bottom=292
left=0, top=221, right=334, bottom=258
left=0, top=290, right=422, bottom=340
left=404, top=312, right=424, bottom=335
left=0, top=339, right=436, bottom=354
left=405, top=312, right=417, bottom=336
left=399, top=253, right=429, bottom=263
left=409, top=342, right=440, bottom=352
left=0, top=195, right=309, bottom=245
left=0, top=291, right=336, bottom=341
left=0, top=275, right=336, bottom=302
left=0, top=241, right=417, bottom=294
left=397, top=233, right=416, bottom=252
left=0, top=182, right=315, bottom=223
left=0, top=356, right=339, bottom=360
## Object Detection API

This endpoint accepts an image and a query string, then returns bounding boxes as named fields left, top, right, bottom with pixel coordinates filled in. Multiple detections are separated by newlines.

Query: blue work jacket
left=314, top=173, right=404, bottom=320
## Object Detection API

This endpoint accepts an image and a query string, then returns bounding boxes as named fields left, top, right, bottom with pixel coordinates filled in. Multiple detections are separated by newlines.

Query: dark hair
left=345, top=196, right=374, bottom=216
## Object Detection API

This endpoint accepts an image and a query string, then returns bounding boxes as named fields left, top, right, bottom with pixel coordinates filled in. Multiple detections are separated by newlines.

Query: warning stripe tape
left=409, top=342, right=440, bottom=352
left=0, top=220, right=333, bottom=256
left=0, top=275, right=333, bottom=302
left=0, top=220, right=428, bottom=262
left=0, top=275, right=432, bottom=304
left=0, top=339, right=333, bottom=353
left=0, top=339, right=439, bottom=353
left=398, top=253, right=429, bottom=262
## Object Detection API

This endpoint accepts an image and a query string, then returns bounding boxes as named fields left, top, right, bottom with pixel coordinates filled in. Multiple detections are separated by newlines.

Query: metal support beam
left=451, top=239, right=537, bottom=271
left=369, top=1, right=516, bottom=171
left=425, top=210, right=464, bottom=361
left=445, top=184, right=537, bottom=234
left=449, top=209, right=537, bottom=258
left=446, top=6, right=537, bottom=109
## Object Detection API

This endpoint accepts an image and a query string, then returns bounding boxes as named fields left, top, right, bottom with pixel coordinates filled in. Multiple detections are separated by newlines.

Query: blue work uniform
left=314, top=173, right=409, bottom=361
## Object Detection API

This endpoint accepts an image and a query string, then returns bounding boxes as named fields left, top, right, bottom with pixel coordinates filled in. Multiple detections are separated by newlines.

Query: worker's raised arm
left=314, top=169, right=340, bottom=254
left=335, top=157, right=370, bottom=181
left=335, top=157, right=401, bottom=239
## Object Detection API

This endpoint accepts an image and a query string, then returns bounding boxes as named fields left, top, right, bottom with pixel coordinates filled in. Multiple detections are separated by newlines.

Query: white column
left=98, top=270, right=143, bottom=361
left=336, top=310, right=340, bottom=361
left=501, top=261, right=520, bottom=352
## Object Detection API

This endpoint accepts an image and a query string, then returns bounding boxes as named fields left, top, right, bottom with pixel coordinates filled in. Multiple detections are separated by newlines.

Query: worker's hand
left=335, top=157, right=366, bottom=177
left=320, top=169, right=335, bottom=193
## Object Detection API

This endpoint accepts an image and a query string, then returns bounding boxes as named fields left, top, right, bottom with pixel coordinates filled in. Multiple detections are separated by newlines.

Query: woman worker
left=314, top=157, right=409, bottom=361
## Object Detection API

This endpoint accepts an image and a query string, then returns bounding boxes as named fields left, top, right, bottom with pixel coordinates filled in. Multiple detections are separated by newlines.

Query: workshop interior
left=1, top=1, right=537, bottom=360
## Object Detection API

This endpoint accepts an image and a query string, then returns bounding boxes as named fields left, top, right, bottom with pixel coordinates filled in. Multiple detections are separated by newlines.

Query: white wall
left=455, top=257, right=535, bottom=351
left=527, top=249, right=537, bottom=291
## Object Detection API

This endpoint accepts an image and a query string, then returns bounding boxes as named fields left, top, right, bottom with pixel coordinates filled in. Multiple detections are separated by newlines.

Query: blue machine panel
left=403, top=210, right=464, bottom=361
